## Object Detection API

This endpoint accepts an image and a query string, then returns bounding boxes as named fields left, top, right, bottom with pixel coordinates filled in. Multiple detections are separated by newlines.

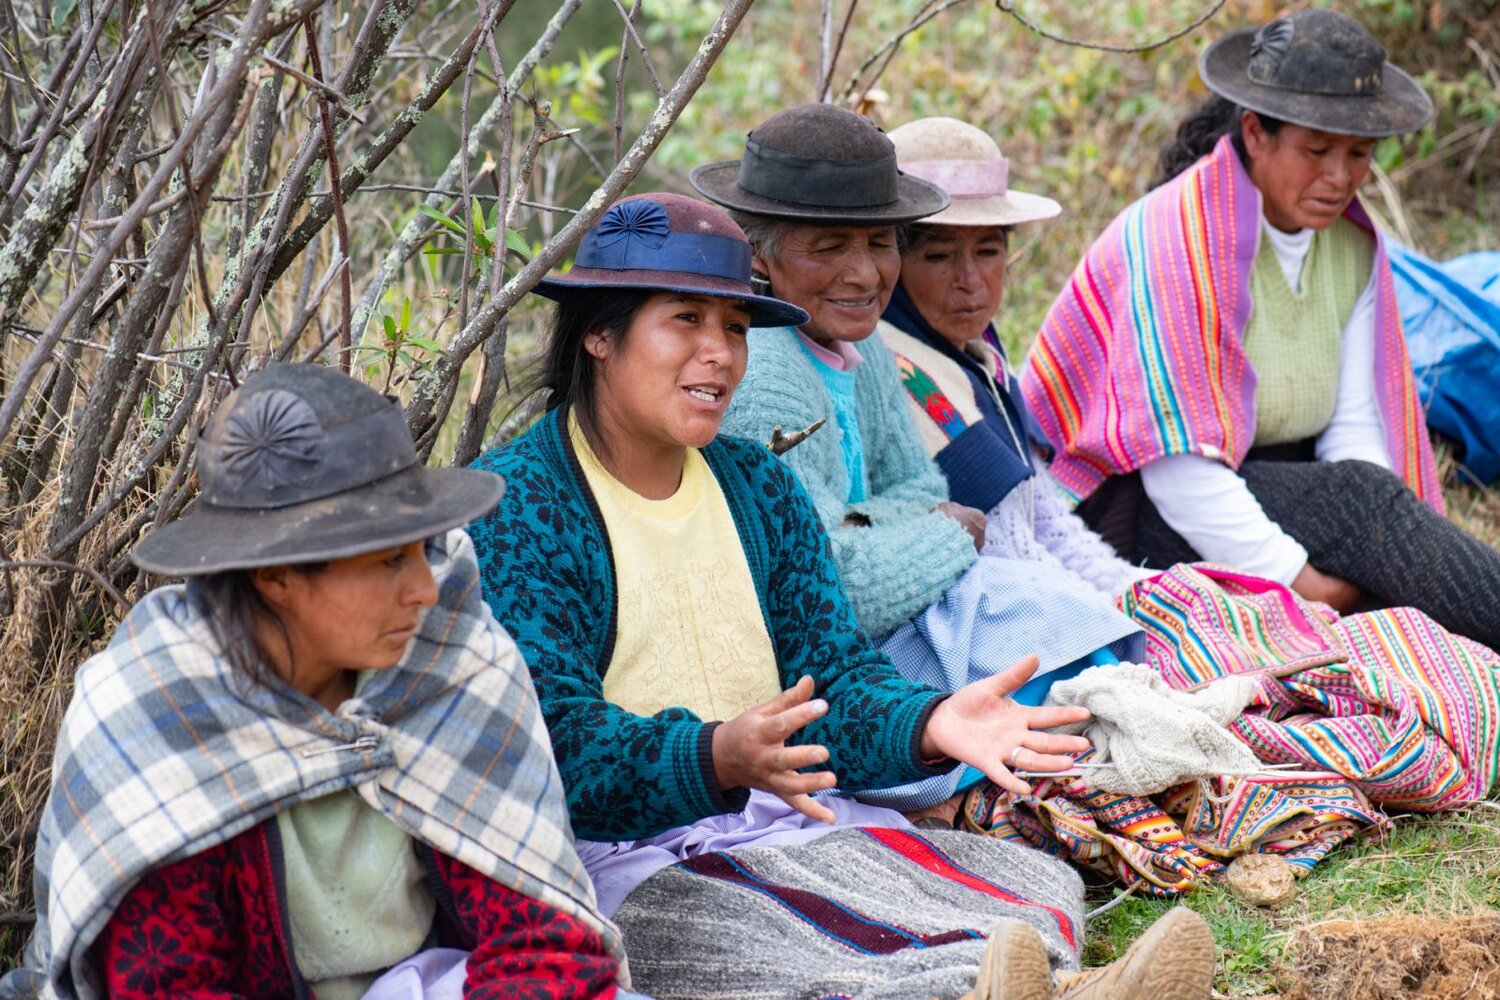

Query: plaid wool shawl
left=7, top=529, right=619, bottom=1000
left=1020, top=135, right=1443, bottom=512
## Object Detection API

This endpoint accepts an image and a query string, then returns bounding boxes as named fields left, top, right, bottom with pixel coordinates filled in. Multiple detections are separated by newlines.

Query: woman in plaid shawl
left=3, top=365, right=627, bottom=1000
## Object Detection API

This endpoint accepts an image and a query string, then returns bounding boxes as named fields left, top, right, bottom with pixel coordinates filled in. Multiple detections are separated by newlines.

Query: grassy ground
left=1079, top=463, right=1500, bottom=998
left=1083, top=805, right=1500, bottom=997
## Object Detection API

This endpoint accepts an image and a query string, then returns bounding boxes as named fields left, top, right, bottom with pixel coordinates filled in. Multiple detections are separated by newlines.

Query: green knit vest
left=1244, top=217, right=1374, bottom=447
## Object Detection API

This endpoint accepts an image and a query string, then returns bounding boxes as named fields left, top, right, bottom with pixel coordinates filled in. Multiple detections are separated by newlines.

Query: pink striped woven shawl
left=1020, top=134, right=1443, bottom=513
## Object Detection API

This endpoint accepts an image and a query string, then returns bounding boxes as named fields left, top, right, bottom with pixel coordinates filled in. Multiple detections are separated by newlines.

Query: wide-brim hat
left=1199, top=9, right=1433, bottom=138
left=888, top=117, right=1061, bottom=228
left=132, top=364, right=504, bottom=576
left=689, top=103, right=949, bottom=226
left=533, top=192, right=809, bottom=328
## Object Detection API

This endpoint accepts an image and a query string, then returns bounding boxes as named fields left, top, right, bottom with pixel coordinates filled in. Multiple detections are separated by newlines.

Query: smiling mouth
left=683, top=385, right=724, bottom=403
left=827, top=296, right=877, bottom=310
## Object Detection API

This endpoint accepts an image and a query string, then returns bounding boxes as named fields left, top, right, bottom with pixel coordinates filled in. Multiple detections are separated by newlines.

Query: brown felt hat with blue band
left=1200, top=9, right=1433, bottom=138
left=532, top=192, right=810, bottom=328
left=690, top=103, right=950, bottom=225
left=131, top=363, right=504, bottom=576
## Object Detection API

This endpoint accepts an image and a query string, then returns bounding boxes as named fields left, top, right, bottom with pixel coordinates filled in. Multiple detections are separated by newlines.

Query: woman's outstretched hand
left=919, top=654, right=1093, bottom=796
left=711, top=676, right=839, bottom=824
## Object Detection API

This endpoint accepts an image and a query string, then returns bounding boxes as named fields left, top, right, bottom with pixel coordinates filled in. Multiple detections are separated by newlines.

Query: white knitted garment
left=1044, top=663, right=1260, bottom=796
left=982, top=465, right=1151, bottom=607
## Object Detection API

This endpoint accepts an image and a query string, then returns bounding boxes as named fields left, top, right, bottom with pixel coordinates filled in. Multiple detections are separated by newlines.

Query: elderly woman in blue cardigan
left=699, top=106, right=1144, bottom=816
left=468, top=190, right=1214, bottom=1000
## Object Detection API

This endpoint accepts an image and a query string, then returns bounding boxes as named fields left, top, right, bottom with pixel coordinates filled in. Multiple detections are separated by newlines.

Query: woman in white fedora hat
left=875, top=115, right=1150, bottom=714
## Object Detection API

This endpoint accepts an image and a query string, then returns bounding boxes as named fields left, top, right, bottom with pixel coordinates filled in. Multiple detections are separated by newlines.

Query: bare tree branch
left=403, top=0, right=760, bottom=441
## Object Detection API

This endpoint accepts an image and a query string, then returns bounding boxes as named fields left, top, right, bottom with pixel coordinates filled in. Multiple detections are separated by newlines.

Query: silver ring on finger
left=1008, top=745, right=1024, bottom=767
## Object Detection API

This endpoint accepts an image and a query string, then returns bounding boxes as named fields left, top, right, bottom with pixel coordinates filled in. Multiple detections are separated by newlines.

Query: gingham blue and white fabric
left=6, top=529, right=620, bottom=1000
left=865, top=554, right=1143, bottom=810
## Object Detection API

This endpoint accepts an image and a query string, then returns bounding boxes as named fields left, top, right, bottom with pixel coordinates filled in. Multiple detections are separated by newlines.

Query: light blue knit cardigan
left=722, top=326, right=977, bottom=638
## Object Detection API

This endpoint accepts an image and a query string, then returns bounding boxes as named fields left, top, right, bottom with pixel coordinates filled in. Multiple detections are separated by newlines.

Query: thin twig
left=0, top=559, right=128, bottom=609
left=994, top=0, right=1229, bottom=53
left=841, top=0, right=973, bottom=104
left=304, top=14, right=353, bottom=373
left=605, top=0, right=665, bottom=97
left=818, top=0, right=858, bottom=103
left=261, top=51, right=366, bottom=123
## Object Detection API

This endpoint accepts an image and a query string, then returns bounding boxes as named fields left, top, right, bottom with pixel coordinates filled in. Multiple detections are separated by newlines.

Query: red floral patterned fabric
left=93, top=823, right=618, bottom=999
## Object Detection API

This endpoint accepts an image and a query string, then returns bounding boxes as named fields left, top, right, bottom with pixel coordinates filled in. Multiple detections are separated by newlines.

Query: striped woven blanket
left=613, top=827, right=1084, bottom=998
left=1125, top=563, right=1500, bottom=809
left=962, top=563, right=1498, bottom=894
left=1019, top=134, right=1443, bottom=513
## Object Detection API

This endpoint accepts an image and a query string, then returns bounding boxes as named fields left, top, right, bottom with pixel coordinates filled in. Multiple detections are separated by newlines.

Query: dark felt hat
left=131, top=364, right=504, bottom=576
left=689, top=103, right=950, bottom=225
left=1200, top=9, right=1433, bottom=138
left=533, top=192, right=809, bottom=327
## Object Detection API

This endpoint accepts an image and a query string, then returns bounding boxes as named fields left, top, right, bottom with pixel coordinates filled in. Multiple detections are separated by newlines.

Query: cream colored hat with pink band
left=888, top=117, right=1061, bottom=227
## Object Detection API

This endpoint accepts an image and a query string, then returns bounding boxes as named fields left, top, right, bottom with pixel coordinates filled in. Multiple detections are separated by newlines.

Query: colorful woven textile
left=1020, top=134, right=1443, bottom=513
left=959, top=749, right=1385, bottom=896
left=894, top=352, right=968, bottom=442
left=1125, top=563, right=1500, bottom=811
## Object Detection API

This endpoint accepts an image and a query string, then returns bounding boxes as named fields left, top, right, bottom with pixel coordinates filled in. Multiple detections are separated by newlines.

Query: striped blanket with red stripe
left=612, top=827, right=1084, bottom=998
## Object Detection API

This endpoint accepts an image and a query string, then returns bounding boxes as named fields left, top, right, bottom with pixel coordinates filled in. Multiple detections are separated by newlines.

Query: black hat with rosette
left=131, top=364, right=504, bottom=575
left=1199, top=8, right=1433, bottom=138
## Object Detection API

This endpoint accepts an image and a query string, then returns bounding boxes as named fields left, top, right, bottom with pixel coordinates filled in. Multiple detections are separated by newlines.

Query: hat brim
left=689, top=161, right=950, bottom=225
left=131, top=465, right=505, bottom=576
left=532, top=269, right=809, bottom=328
left=1199, top=28, right=1433, bottom=138
left=919, top=189, right=1062, bottom=227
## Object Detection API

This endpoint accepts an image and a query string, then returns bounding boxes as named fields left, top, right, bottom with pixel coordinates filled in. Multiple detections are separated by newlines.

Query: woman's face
left=899, top=225, right=1008, bottom=349
left=756, top=224, right=901, bottom=344
left=589, top=291, right=751, bottom=452
left=1242, top=114, right=1375, bottom=233
left=254, top=540, right=439, bottom=706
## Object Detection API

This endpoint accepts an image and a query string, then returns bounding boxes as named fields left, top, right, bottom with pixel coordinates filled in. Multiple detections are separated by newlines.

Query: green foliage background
left=507, top=0, right=1500, bottom=365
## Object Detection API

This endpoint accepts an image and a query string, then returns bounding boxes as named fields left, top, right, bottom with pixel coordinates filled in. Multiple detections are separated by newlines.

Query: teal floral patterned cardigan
left=469, top=407, right=951, bottom=842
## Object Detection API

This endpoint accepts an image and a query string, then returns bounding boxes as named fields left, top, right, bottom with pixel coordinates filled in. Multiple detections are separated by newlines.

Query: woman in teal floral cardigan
left=460, top=192, right=1186, bottom=1000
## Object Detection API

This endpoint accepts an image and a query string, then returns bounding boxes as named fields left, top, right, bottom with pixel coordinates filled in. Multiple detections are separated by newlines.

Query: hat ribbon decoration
left=1247, top=18, right=1294, bottom=83
left=574, top=199, right=752, bottom=280
left=205, top=389, right=321, bottom=498
left=899, top=158, right=1010, bottom=199
left=593, top=199, right=671, bottom=251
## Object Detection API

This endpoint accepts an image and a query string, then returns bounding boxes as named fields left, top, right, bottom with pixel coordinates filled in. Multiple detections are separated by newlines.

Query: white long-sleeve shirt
left=1139, top=220, right=1391, bottom=583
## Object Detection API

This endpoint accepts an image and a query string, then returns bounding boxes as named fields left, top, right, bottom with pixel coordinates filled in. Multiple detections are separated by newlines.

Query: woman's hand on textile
left=918, top=654, right=1093, bottom=796
left=937, top=502, right=987, bottom=551
left=1291, top=563, right=1363, bottom=613
left=712, top=676, right=839, bottom=824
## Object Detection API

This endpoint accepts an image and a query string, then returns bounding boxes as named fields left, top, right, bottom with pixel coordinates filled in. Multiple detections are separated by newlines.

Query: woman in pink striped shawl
left=1021, top=8, right=1500, bottom=650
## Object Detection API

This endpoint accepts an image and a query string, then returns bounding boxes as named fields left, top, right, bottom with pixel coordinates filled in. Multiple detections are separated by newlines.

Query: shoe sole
left=963, top=919, right=1053, bottom=1000
left=1118, top=908, right=1216, bottom=1000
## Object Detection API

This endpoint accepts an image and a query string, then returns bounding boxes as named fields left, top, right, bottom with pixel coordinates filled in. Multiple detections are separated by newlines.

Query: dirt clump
left=1225, top=854, right=1297, bottom=909
left=1284, top=913, right=1500, bottom=1000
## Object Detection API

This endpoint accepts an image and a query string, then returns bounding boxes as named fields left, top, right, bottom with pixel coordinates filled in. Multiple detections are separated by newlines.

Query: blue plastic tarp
left=1390, top=242, right=1500, bottom=484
